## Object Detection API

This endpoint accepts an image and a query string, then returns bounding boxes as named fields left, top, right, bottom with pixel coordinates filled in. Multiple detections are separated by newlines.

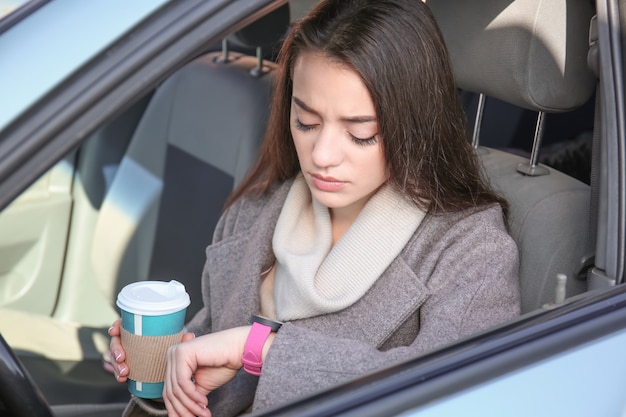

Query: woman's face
left=290, top=51, right=388, bottom=221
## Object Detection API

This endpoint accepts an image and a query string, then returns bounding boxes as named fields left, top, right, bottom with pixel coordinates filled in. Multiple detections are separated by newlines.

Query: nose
left=311, top=126, right=343, bottom=168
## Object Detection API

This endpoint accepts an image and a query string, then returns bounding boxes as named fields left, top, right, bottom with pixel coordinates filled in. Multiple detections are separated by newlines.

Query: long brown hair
left=226, top=0, right=508, bottom=218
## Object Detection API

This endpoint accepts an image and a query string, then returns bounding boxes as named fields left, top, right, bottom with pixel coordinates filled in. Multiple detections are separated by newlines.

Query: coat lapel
left=292, top=256, right=429, bottom=348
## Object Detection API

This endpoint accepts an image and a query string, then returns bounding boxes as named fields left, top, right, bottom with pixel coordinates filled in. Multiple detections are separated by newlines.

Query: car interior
left=0, top=0, right=606, bottom=415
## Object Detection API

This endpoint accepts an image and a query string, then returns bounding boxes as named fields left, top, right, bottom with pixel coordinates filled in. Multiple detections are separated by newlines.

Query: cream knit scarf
left=273, top=176, right=426, bottom=321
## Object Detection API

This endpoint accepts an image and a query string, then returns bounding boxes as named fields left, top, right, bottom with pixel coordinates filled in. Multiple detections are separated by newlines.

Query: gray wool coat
left=128, top=179, right=520, bottom=417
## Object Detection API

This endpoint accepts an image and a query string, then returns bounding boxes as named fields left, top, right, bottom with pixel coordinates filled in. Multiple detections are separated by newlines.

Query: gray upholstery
left=429, top=0, right=595, bottom=312
left=481, top=149, right=589, bottom=312
left=93, top=52, right=277, bottom=320
left=429, top=0, right=595, bottom=112
left=86, top=0, right=293, bottom=321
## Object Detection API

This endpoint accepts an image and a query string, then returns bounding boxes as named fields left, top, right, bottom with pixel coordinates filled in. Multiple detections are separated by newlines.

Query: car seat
left=429, top=0, right=596, bottom=313
left=88, top=3, right=289, bottom=323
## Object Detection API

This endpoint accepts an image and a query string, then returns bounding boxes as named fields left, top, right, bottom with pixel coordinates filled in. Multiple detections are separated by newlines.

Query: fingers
left=164, top=380, right=210, bottom=417
left=161, top=328, right=254, bottom=416
left=108, top=320, right=122, bottom=356
left=108, top=319, right=122, bottom=336
left=107, top=319, right=129, bottom=382
left=108, top=342, right=129, bottom=382
left=164, top=344, right=210, bottom=417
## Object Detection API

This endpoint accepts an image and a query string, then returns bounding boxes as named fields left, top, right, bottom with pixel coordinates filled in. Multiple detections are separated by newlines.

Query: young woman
left=109, top=0, right=520, bottom=415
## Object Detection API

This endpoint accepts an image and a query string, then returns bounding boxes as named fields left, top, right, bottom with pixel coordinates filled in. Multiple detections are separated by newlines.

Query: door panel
left=0, top=155, right=74, bottom=315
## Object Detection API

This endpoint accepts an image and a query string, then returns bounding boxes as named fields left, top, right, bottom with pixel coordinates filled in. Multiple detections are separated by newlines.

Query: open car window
left=0, top=0, right=625, bottom=416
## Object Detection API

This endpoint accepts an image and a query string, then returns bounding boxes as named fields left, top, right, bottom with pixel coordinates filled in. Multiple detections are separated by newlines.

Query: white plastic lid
left=116, top=280, right=191, bottom=316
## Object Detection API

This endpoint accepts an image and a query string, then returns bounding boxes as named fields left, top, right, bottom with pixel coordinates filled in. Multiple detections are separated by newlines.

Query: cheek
left=367, top=148, right=388, bottom=182
left=364, top=146, right=386, bottom=168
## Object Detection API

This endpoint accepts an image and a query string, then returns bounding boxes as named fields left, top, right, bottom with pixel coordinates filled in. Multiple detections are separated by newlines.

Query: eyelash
left=294, top=119, right=378, bottom=146
left=295, top=119, right=314, bottom=132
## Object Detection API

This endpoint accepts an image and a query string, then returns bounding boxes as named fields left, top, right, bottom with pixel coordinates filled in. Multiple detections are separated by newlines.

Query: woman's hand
left=107, top=319, right=129, bottom=382
left=106, top=319, right=195, bottom=383
left=163, top=326, right=276, bottom=417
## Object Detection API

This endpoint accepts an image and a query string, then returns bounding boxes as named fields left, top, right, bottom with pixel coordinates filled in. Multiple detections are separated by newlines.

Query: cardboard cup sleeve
left=121, top=327, right=184, bottom=383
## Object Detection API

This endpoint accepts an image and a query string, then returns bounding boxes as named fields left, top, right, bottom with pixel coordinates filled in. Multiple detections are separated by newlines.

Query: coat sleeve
left=253, top=208, right=520, bottom=411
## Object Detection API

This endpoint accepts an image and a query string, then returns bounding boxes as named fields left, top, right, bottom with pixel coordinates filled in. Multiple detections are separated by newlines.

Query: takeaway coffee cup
left=116, top=280, right=191, bottom=399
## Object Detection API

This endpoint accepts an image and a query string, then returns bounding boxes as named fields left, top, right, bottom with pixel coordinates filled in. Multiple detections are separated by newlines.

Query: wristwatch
left=241, top=315, right=283, bottom=376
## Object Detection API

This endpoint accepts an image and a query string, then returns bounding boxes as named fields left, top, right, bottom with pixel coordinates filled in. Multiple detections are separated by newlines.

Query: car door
left=0, top=155, right=74, bottom=315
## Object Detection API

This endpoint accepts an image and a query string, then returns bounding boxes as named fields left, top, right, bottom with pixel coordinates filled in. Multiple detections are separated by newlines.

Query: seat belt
left=580, top=15, right=614, bottom=289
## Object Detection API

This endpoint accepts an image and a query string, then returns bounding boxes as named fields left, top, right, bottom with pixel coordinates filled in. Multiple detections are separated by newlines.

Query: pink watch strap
left=241, top=322, right=272, bottom=376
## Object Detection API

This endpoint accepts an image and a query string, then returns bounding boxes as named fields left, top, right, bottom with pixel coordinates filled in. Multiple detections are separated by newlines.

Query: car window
left=0, top=0, right=624, bottom=415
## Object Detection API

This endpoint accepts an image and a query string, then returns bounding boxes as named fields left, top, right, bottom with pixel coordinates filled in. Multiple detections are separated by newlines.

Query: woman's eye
left=295, top=118, right=377, bottom=146
left=295, top=119, right=315, bottom=132
left=350, top=135, right=378, bottom=146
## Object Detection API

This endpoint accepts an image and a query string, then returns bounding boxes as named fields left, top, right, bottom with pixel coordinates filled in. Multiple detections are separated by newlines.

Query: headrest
left=228, top=3, right=290, bottom=50
left=428, top=0, right=596, bottom=112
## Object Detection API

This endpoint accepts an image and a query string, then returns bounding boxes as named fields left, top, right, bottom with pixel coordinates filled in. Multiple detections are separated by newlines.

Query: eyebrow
left=292, top=96, right=377, bottom=124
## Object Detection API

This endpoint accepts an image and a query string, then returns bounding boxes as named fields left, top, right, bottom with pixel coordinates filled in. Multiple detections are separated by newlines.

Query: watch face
left=250, top=315, right=283, bottom=332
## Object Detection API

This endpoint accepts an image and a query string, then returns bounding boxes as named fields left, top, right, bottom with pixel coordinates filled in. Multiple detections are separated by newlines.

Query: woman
left=109, top=0, right=520, bottom=415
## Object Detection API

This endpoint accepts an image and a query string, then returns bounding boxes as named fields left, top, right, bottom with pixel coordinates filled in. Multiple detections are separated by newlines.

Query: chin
left=311, top=194, right=341, bottom=209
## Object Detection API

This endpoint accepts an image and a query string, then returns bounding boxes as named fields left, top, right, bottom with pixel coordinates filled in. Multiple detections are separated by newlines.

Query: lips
left=309, top=173, right=347, bottom=192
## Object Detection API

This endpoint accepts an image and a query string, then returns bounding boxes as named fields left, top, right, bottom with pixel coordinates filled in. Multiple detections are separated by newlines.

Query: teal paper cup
left=116, top=280, right=191, bottom=399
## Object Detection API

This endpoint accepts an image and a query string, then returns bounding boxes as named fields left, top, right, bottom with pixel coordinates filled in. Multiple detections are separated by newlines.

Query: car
left=0, top=0, right=624, bottom=416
